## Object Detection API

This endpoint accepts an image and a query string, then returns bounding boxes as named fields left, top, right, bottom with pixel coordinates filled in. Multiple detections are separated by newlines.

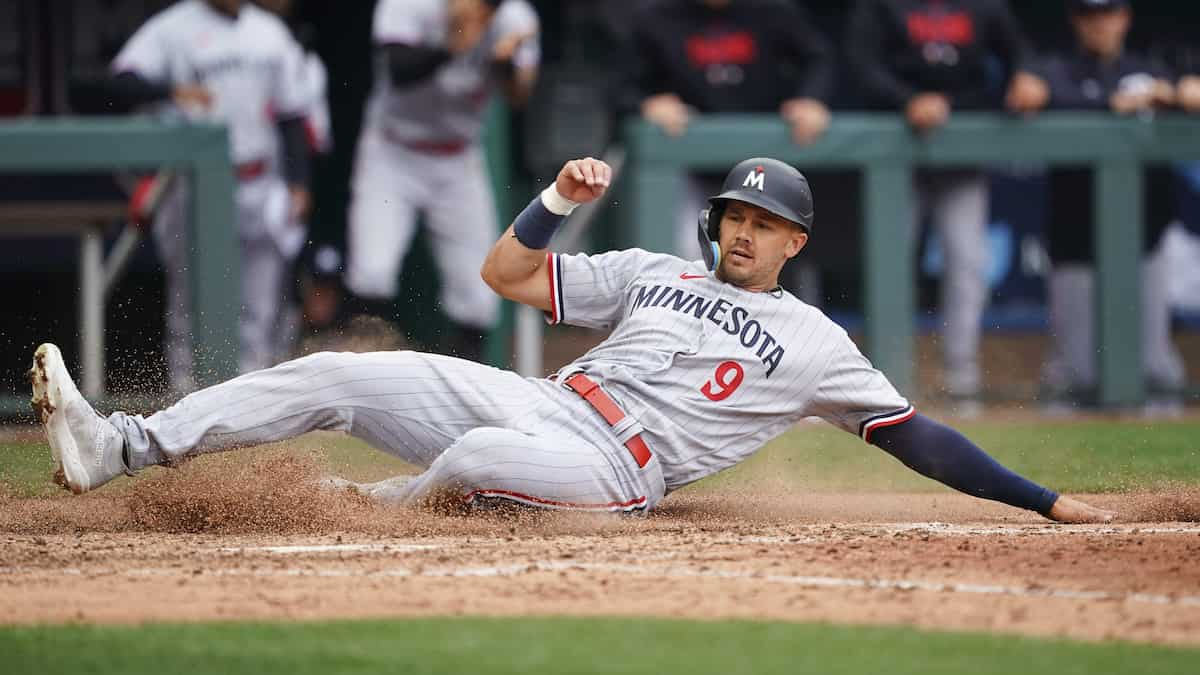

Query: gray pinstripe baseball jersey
left=546, top=248, right=913, bottom=491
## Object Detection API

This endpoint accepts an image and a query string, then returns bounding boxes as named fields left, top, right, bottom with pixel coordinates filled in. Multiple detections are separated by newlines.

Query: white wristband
left=540, top=185, right=580, bottom=217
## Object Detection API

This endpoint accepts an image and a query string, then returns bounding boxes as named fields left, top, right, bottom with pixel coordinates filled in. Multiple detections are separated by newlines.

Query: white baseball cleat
left=29, top=343, right=129, bottom=494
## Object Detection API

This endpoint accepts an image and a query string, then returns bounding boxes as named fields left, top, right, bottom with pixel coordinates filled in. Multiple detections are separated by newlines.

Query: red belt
left=403, top=139, right=468, bottom=155
left=381, top=127, right=468, bottom=155
left=235, top=159, right=268, bottom=181
left=563, top=373, right=652, bottom=469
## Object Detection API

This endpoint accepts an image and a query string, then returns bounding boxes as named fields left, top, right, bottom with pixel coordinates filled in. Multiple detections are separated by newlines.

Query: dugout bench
left=623, top=112, right=1200, bottom=408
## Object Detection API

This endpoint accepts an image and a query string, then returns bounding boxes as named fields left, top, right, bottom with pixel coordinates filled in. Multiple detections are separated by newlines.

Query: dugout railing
left=620, top=113, right=1200, bottom=408
left=4, top=114, right=1198, bottom=415
left=0, top=117, right=237, bottom=415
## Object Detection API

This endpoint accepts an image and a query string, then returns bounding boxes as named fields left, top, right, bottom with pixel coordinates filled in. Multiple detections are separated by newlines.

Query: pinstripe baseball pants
left=109, top=351, right=664, bottom=512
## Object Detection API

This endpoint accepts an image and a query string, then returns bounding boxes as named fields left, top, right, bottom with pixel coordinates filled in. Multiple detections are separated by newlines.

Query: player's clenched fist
left=555, top=157, right=611, bottom=204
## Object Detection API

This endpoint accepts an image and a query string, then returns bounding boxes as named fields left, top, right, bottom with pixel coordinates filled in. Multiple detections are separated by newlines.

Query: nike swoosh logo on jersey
left=679, top=273, right=706, bottom=280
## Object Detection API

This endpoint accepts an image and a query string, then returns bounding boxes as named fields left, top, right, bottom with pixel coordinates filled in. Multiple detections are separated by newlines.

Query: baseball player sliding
left=31, top=157, right=1113, bottom=524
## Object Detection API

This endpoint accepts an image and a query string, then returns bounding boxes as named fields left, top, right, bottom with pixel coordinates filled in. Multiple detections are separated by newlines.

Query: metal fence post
left=1094, top=160, right=1144, bottom=406
left=189, top=129, right=239, bottom=385
left=863, top=162, right=916, bottom=395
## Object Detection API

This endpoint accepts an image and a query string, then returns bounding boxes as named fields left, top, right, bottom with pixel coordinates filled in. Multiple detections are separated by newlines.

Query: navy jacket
left=1031, top=48, right=1176, bottom=261
left=620, top=0, right=834, bottom=115
left=846, top=0, right=1032, bottom=109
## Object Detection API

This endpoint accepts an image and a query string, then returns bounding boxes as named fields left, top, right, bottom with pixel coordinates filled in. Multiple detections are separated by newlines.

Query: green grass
left=4, top=418, right=1200, bottom=496
left=3, top=616, right=1197, bottom=675
left=4, top=422, right=1198, bottom=670
left=714, top=418, right=1200, bottom=493
left=0, top=440, right=59, bottom=497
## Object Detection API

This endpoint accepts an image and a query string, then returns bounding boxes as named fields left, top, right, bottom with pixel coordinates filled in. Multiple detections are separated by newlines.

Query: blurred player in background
left=106, top=0, right=318, bottom=393
left=847, top=0, right=1048, bottom=412
left=621, top=0, right=835, bottom=259
left=345, top=0, right=540, bottom=362
left=1023, top=0, right=1186, bottom=406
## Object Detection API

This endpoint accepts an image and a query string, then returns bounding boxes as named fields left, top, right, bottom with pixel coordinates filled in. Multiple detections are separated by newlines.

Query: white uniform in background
left=266, top=48, right=333, bottom=364
left=345, top=0, right=540, bottom=333
left=112, top=0, right=311, bottom=392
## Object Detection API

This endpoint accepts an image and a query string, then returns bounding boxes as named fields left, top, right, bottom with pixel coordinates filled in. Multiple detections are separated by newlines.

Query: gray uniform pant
left=109, top=351, right=665, bottom=511
left=155, top=177, right=299, bottom=393
left=1042, top=243, right=1186, bottom=393
left=912, top=169, right=990, bottom=397
left=345, top=126, right=500, bottom=330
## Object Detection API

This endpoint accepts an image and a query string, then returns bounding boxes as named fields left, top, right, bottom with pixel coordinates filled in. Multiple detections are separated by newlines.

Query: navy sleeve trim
left=859, top=405, right=916, bottom=443
left=544, top=252, right=564, bottom=325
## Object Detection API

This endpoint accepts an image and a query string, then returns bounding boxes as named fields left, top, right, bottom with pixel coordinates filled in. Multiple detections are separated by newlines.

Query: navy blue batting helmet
left=696, top=157, right=814, bottom=271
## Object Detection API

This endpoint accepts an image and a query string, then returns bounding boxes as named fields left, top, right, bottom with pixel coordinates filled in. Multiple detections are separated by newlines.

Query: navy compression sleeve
left=105, top=71, right=172, bottom=111
left=384, top=44, right=451, bottom=86
left=277, top=115, right=312, bottom=186
left=869, top=413, right=1059, bottom=515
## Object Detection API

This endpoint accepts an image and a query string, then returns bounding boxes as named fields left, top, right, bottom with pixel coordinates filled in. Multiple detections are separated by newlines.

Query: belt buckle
left=562, top=370, right=593, bottom=395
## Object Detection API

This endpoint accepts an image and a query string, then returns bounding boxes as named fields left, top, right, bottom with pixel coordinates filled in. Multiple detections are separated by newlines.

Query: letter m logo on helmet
left=742, top=166, right=765, bottom=191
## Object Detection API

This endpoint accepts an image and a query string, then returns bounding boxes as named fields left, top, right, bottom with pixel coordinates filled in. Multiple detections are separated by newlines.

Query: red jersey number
left=701, top=361, right=744, bottom=402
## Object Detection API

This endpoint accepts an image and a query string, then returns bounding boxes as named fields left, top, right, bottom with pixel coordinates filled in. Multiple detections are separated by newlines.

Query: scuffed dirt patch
left=126, top=453, right=373, bottom=535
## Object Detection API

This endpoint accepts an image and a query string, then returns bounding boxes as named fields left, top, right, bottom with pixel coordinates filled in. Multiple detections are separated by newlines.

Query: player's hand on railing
left=641, top=93, right=692, bottom=137
left=555, top=157, right=611, bottom=204
left=1110, top=78, right=1175, bottom=115
left=1004, top=71, right=1050, bottom=114
left=172, top=84, right=213, bottom=111
left=1151, top=79, right=1178, bottom=108
left=1178, top=75, right=1200, bottom=113
left=780, top=97, right=831, bottom=146
left=905, top=92, right=950, bottom=132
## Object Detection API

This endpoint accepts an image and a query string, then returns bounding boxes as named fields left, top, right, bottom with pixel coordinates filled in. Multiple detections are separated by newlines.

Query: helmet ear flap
left=696, top=206, right=722, bottom=272
left=706, top=203, right=725, bottom=241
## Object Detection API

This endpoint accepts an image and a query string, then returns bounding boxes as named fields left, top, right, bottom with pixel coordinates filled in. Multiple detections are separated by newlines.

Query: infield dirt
left=2, top=450, right=1198, bottom=646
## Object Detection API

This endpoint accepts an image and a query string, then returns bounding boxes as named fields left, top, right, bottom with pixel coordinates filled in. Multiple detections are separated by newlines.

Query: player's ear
left=784, top=229, right=808, bottom=259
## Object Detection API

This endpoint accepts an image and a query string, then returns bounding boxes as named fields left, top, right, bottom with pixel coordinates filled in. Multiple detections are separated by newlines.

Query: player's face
left=448, top=0, right=497, bottom=24
left=715, top=201, right=808, bottom=292
left=1071, top=8, right=1130, bottom=58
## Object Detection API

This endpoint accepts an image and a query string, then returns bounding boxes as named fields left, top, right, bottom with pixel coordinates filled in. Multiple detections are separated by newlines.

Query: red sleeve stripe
left=544, top=252, right=564, bottom=325
left=464, top=489, right=647, bottom=512
left=860, top=405, right=916, bottom=443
